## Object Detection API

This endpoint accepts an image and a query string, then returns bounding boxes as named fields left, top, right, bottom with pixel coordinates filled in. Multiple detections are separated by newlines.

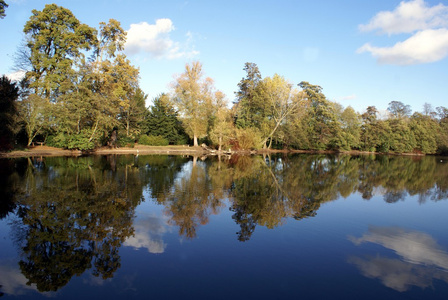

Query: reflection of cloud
left=124, top=213, right=170, bottom=254
left=348, top=255, right=448, bottom=292
left=0, top=262, right=38, bottom=296
left=348, top=226, right=448, bottom=291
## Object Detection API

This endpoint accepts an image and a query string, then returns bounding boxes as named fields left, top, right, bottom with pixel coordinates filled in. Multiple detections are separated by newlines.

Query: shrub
left=235, top=127, right=262, bottom=150
left=138, top=134, right=169, bottom=146
left=117, top=135, right=135, bottom=148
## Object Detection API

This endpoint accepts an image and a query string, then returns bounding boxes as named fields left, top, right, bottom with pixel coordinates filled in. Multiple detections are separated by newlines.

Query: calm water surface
left=0, top=154, right=447, bottom=299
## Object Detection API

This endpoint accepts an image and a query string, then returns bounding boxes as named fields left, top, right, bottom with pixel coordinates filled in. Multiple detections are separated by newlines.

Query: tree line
left=1, top=4, right=447, bottom=154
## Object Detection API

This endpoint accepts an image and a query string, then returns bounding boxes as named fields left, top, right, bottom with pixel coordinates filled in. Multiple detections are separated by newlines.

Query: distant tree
left=387, top=101, right=412, bottom=119
left=0, top=0, right=8, bottom=19
left=422, top=102, right=435, bottom=117
left=0, top=76, right=19, bottom=150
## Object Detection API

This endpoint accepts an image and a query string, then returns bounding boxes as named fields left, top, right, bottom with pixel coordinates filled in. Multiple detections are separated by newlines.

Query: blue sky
left=1, top=0, right=447, bottom=114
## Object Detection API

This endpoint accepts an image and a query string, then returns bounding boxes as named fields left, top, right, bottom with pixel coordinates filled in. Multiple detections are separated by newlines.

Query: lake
left=1, top=154, right=448, bottom=299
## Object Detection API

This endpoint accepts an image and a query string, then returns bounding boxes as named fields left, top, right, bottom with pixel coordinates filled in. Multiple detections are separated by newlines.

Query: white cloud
left=357, top=28, right=448, bottom=65
left=359, top=0, right=448, bottom=35
left=358, top=0, right=448, bottom=65
left=125, top=19, right=199, bottom=60
left=6, top=70, right=26, bottom=82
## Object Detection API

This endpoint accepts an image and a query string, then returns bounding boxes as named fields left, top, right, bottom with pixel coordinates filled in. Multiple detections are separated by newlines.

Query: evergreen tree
left=0, top=76, right=19, bottom=150
left=146, top=94, right=186, bottom=144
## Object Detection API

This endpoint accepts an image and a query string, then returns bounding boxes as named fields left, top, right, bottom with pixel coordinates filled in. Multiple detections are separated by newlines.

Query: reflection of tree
left=0, top=159, right=24, bottom=219
left=140, top=155, right=189, bottom=200
left=11, top=156, right=143, bottom=292
left=159, top=159, right=225, bottom=239
left=221, top=154, right=448, bottom=242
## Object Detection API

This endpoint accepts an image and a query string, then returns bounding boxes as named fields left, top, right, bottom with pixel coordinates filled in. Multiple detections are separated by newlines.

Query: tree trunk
left=218, top=136, right=222, bottom=151
left=193, top=135, right=198, bottom=147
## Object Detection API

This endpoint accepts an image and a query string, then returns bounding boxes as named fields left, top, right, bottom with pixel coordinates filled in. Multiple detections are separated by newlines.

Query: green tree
left=146, top=93, right=186, bottom=144
left=387, top=117, right=416, bottom=153
left=0, top=76, right=19, bottom=150
left=299, top=81, right=340, bottom=150
left=436, top=106, right=448, bottom=154
left=338, top=106, right=361, bottom=150
left=410, top=112, right=438, bottom=154
left=23, top=4, right=96, bottom=101
left=234, top=62, right=262, bottom=129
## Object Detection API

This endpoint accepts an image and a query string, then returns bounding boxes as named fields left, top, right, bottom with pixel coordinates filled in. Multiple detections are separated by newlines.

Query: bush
left=138, top=134, right=169, bottom=146
left=46, top=133, right=66, bottom=148
left=117, top=135, right=135, bottom=148
left=46, top=130, right=97, bottom=150
left=235, top=127, right=262, bottom=150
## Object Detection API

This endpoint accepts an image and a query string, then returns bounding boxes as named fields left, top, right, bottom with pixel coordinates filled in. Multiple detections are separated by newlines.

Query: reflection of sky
left=0, top=262, right=38, bottom=296
left=348, top=226, right=448, bottom=292
left=124, top=212, right=170, bottom=254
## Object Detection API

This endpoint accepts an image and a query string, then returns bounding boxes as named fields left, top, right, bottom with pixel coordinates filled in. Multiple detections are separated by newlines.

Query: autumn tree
left=171, top=61, right=218, bottom=146
left=255, top=74, right=304, bottom=148
left=209, top=92, right=234, bottom=151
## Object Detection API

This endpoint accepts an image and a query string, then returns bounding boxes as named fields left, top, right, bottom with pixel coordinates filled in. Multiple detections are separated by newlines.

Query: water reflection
left=348, top=226, right=448, bottom=292
left=124, top=213, right=170, bottom=254
left=0, top=154, right=447, bottom=294
left=0, top=263, right=39, bottom=296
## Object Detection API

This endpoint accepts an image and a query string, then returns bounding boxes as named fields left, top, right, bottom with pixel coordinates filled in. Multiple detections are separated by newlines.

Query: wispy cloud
left=358, top=0, right=448, bottom=65
left=125, top=19, right=199, bottom=60
left=339, top=94, right=357, bottom=101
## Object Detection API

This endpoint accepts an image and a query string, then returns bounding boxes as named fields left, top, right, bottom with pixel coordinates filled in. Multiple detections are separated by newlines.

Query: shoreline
left=0, top=145, right=431, bottom=158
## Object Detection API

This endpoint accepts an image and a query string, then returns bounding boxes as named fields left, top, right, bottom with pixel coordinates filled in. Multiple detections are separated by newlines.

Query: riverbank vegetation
left=1, top=4, right=447, bottom=155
